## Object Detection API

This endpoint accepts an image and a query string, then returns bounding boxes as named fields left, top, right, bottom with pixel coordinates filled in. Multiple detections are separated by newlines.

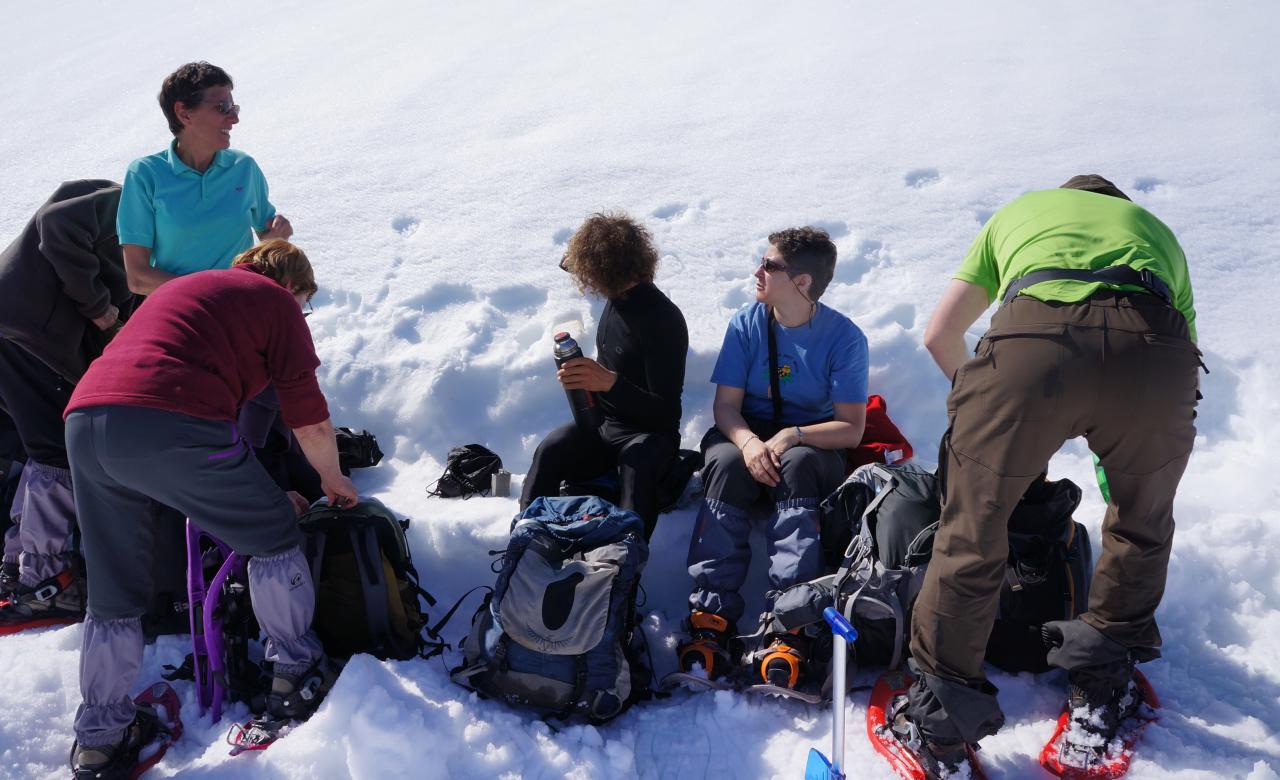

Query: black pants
left=521, top=419, right=677, bottom=538
left=0, top=338, right=72, bottom=469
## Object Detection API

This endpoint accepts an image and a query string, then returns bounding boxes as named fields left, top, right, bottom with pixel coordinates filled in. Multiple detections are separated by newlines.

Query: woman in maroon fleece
left=64, top=240, right=357, bottom=777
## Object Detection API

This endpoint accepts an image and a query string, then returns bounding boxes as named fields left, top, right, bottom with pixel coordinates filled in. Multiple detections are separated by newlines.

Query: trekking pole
left=804, top=606, right=858, bottom=780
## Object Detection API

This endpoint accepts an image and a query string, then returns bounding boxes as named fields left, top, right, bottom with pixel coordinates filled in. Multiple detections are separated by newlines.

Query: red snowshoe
left=866, top=669, right=988, bottom=780
left=1039, top=669, right=1160, bottom=779
left=70, top=682, right=183, bottom=779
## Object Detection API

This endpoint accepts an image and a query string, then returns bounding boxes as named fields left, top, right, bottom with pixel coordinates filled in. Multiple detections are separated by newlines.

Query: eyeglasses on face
left=759, top=257, right=790, bottom=274
left=207, top=99, right=240, bottom=116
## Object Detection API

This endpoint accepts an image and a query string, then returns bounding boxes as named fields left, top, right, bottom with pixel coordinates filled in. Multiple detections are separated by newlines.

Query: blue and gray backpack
left=451, top=495, right=651, bottom=722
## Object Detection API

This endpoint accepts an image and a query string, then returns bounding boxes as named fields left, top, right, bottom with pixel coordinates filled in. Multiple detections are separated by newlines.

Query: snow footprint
left=810, top=219, right=850, bottom=239
left=834, top=238, right=889, bottom=285
left=1134, top=177, right=1166, bottom=194
left=904, top=168, right=941, bottom=188
left=486, top=284, right=547, bottom=313
left=402, top=282, right=477, bottom=313
left=391, top=215, right=420, bottom=236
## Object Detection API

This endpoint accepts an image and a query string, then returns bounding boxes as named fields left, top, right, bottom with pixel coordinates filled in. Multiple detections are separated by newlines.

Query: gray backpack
left=769, top=463, right=936, bottom=678
left=450, top=496, right=651, bottom=722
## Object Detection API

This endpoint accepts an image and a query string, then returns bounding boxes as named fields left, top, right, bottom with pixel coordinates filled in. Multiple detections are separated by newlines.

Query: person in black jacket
left=0, top=180, right=137, bottom=625
left=520, top=212, right=688, bottom=538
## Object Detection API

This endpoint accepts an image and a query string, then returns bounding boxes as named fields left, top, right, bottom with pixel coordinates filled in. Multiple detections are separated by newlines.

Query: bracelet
left=794, top=425, right=804, bottom=442
left=740, top=434, right=760, bottom=450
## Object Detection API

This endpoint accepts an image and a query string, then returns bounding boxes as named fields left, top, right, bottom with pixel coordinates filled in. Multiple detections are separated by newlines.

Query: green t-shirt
left=955, top=188, right=1197, bottom=340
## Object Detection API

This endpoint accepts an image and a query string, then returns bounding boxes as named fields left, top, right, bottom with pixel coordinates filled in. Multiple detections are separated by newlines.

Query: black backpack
left=335, top=427, right=384, bottom=475
left=300, top=498, right=445, bottom=661
left=985, top=477, right=1092, bottom=672
left=772, top=464, right=1091, bottom=682
left=428, top=444, right=502, bottom=498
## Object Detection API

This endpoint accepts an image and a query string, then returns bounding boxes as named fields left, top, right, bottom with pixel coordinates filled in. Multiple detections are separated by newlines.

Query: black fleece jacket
left=595, top=282, right=687, bottom=437
left=0, top=180, right=136, bottom=381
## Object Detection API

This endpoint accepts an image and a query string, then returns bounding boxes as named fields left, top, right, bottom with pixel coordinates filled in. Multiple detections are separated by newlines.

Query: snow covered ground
left=2, top=1, right=1279, bottom=777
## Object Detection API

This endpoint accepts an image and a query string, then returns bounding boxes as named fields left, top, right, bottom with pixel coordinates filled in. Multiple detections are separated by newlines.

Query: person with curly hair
left=519, top=212, right=688, bottom=539
left=679, top=227, right=867, bottom=689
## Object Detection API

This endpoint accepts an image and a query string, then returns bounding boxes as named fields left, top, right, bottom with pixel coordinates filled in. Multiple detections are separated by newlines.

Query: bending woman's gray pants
left=66, top=405, right=322, bottom=748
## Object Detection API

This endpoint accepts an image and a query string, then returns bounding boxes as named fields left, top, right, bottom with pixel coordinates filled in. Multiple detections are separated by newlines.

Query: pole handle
left=822, top=606, right=858, bottom=642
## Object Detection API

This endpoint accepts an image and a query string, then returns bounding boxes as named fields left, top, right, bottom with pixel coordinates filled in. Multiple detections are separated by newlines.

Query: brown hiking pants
left=908, top=291, right=1199, bottom=741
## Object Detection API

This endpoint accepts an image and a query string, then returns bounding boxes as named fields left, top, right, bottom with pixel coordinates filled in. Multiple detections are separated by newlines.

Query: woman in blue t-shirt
left=680, top=227, right=868, bottom=689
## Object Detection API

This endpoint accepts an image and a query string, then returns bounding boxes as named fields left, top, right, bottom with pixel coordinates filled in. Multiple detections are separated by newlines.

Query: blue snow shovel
left=805, top=606, right=858, bottom=780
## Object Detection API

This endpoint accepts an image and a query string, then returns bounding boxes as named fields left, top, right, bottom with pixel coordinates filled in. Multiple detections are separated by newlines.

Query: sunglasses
left=207, top=99, right=240, bottom=116
left=760, top=257, right=790, bottom=274
left=559, top=252, right=570, bottom=272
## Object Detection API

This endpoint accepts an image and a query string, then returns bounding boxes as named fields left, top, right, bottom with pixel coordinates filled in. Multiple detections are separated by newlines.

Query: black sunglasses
left=760, top=257, right=790, bottom=274
left=559, top=252, right=570, bottom=272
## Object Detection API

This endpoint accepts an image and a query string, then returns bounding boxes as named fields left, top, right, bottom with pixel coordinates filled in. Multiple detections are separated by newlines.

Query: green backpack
left=299, top=498, right=444, bottom=660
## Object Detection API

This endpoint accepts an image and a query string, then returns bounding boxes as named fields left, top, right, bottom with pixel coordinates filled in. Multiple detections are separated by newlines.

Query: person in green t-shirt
left=886, top=175, right=1201, bottom=777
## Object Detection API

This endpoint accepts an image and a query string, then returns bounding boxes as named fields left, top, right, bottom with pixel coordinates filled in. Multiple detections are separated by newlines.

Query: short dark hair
left=563, top=211, right=659, bottom=299
left=158, top=62, right=234, bottom=136
left=1059, top=174, right=1130, bottom=201
left=767, top=226, right=837, bottom=300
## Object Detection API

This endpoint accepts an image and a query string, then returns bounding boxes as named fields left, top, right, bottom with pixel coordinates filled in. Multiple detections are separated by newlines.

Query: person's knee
left=776, top=447, right=839, bottom=499
left=617, top=434, right=670, bottom=473
left=702, top=445, right=755, bottom=505
left=532, top=423, right=584, bottom=462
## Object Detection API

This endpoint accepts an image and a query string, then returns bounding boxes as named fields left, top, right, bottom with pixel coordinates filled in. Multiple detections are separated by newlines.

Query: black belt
left=1001, top=266, right=1173, bottom=307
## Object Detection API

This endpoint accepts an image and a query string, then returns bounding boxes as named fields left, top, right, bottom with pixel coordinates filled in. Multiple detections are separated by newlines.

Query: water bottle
left=553, top=332, right=602, bottom=432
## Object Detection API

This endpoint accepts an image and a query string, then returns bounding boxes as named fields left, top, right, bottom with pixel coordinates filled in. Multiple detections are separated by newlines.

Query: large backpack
left=986, top=477, right=1092, bottom=672
left=171, top=498, right=441, bottom=722
left=769, top=463, right=1091, bottom=688
left=300, top=497, right=443, bottom=661
left=451, top=495, right=650, bottom=722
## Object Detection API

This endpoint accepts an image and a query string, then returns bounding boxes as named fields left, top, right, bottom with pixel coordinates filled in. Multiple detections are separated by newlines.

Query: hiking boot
left=889, top=697, right=971, bottom=779
left=677, top=610, right=736, bottom=680
left=0, top=569, right=85, bottom=630
left=758, top=630, right=810, bottom=689
left=1059, top=671, right=1142, bottom=767
left=266, top=655, right=339, bottom=722
left=70, top=705, right=161, bottom=780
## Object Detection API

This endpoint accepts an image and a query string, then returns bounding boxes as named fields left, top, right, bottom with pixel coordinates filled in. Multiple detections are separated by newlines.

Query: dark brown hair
left=1059, top=174, right=1130, bottom=201
left=767, top=226, right=837, bottom=301
left=563, top=212, right=658, bottom=299
left=232, top=240, right=317, bottom=299
left=158, top=62, right=234, bottom=136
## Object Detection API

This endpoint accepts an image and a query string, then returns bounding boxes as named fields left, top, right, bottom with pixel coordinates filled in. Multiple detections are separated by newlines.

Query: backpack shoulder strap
left=349, top=525, right=395, bottom=656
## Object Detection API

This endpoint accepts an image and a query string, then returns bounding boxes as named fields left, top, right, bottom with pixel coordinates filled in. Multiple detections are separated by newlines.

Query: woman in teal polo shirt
left=118, top=62, right=293, bottom=295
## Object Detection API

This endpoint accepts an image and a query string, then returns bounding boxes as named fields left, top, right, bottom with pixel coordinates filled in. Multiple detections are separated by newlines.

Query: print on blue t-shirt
left=710, top=302, right=868, bottom=425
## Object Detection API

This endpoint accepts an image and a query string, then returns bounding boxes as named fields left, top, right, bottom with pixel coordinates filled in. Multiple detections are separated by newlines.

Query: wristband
left=795, top=425, right=804, bottom=442
left=740, top=434, right=760, bottom=451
